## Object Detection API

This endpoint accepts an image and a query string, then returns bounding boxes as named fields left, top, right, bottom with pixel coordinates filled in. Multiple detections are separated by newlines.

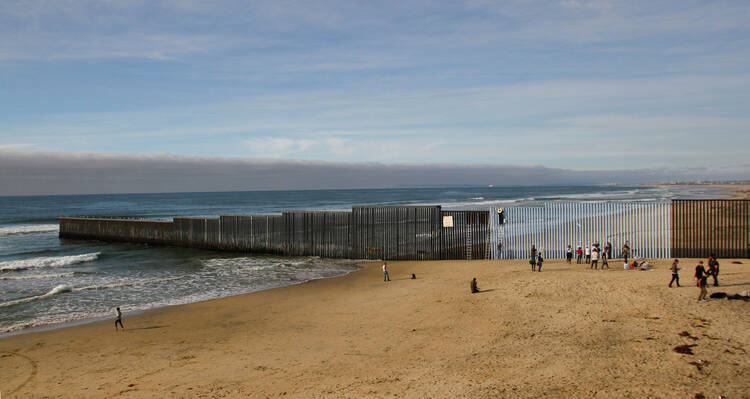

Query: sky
left=1, top=0, right=749, bottom=195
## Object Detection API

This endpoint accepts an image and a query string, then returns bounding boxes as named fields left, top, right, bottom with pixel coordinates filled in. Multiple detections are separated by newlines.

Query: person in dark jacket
left=708, top=254, right=720, bottom=287
left=694, top=260, right=707, bottom=288
left=669, top=259, right=680, bottom=287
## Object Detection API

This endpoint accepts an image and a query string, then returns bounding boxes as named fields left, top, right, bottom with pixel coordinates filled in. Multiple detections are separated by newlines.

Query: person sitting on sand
left=470, top=278, right=480, bottom=293
left=115, top=307, right=124, bottom=331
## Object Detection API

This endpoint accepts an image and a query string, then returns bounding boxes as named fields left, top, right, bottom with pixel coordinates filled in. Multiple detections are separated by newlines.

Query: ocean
left=0, top=185, right=728, bottom=335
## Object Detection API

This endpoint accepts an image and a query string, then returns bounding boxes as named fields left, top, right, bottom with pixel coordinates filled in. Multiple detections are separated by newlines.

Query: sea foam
left=0, top=252, right=100, bottom=271
left=0, top=224, right=59, bottom=237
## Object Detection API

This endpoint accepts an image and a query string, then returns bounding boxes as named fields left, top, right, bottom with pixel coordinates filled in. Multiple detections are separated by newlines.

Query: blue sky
left=1, top=0, right=749, bottom=194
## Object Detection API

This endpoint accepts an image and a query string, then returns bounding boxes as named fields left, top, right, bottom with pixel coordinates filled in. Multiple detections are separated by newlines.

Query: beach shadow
left=475, top=289, right=496, bottom=293
left=128, top=325, right=169, bottom=331
left=711, top=283, right=750, bottom=287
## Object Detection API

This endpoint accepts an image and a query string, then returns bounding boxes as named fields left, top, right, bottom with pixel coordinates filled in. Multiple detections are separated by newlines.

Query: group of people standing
left=668, top=254, right=720, bottom=302
left=564, top=241, right=619, bottom=270
left=529, top=245, right=544, bottom=271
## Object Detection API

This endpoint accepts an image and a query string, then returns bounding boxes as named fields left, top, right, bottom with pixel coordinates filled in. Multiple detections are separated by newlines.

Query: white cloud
left=243, top=137, right=354, bottom=159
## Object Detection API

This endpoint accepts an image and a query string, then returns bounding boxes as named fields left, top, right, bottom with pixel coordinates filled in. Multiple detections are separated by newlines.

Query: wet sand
left=1, top=257, right=749, bottom=398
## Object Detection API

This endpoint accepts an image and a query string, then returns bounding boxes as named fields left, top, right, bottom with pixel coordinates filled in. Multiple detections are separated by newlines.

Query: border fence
left=490, top=202, right=672, bottom=260
left=59, top=200, right=749, bottom=260
left=672, top=199, right=750, bottom=258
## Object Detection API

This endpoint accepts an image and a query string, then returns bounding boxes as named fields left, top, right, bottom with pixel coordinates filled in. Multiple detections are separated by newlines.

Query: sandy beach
left=2, top=256, right=749, bottom=398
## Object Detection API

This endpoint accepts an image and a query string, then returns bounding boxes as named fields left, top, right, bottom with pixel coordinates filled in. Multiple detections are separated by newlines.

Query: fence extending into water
left=60, top=206, right=488, bottom=260
left=59, top=200, right=749, bottom=260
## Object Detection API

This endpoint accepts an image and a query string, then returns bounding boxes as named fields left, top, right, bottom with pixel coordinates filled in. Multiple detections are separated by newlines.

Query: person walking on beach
left=708, top=254, right=720, bottom=287
left=584, top=245, right=591, bottom=264
left=566, top=245, right=573, bottom=264
left=601, top=252, right=609, bottom=269
left=576, top=246, right=583, bottom=264
left=697, top=263, right=709, bottom=302
left=471, top=277, right=480, bottom=293
left=530, top=245, right=537, bottom=271
left=622, top=242, right=631, bottom=265
left=382, top=262, right=391, bottom=282
left=590, top=248, right=599, bottom=269
left=115, top=307, right=124, bottom=331
left=694, top=261, right=706, bottom=288
left=536, top=251, right=544, bottom=272
left=669, top=259, right=681, bottom=287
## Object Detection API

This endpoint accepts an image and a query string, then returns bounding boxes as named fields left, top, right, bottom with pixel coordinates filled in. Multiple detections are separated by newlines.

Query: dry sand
left=1, top=257, right=749, bottom=398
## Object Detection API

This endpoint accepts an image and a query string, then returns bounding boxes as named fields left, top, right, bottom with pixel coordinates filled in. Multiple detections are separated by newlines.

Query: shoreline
left=4, top=184, right=748, bottom=338
left=2, top=258, right=748, bottom=398
left=0, top=262, right=364, bottom=338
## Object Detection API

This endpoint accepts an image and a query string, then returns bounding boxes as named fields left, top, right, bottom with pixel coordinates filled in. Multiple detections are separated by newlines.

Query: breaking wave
left=0, top=252, right=100, bottom=271
left=0, top=224, right=59, bottom=237
left=0, top=284, right=73, bottom=308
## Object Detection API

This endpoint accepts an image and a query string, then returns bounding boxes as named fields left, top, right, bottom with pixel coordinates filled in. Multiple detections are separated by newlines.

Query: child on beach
left=536, top=252, right=544, bottom=272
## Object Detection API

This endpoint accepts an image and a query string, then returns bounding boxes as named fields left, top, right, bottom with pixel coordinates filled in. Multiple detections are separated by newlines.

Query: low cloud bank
left=0, top=150, right=745, bottom=196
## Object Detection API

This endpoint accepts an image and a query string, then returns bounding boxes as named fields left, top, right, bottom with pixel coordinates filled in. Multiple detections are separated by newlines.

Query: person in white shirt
left=590, top=248, right=600, bottom=269
left=382, top=262, right=391, bottom=282
left=585, top=246, right=591, bottom=264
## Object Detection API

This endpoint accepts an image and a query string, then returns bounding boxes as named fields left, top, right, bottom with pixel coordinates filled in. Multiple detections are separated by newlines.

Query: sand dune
left=1, top=258, right=749, bottom=398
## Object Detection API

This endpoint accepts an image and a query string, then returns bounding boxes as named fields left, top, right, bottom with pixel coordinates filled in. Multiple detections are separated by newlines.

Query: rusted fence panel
left=671, top=199, right=750, bottom=258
